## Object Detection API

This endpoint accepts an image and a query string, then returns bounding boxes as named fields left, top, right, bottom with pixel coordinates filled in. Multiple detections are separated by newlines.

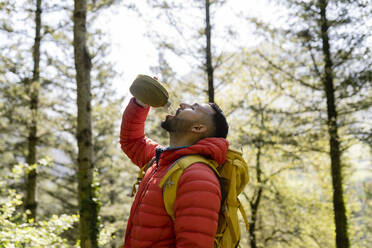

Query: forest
left=0, top=0, right=371, bottom=247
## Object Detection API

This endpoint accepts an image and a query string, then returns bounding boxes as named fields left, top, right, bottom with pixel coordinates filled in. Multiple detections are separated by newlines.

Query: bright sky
left=101, top=0, right=278, bottom=100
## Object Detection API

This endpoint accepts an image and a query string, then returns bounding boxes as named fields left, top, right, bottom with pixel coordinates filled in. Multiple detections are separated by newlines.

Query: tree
left=318, top=1, right=348, bottom=246
left=1, top=0, right=134, bottom=246
left=0, top=161, right=78, bottom=247
left=73, top=0, right=98, bottom=246
left=205, top=0, right=214, bottom=102
left=144, top=0, right=233, bottom=104
left=0, top=0, right=58, bottom=220
left=214, top=46, right=370, bottom=247
left=24, top=0, right=42, bottom=221
left=247, top=1, right=372, bottom=247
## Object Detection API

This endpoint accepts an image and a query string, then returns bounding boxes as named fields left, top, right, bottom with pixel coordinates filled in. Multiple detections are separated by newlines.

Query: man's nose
left=180, top=103, right=191, bottom=109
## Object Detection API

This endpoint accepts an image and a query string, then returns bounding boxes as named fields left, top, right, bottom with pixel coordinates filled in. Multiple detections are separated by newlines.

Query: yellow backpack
left=158, top=149, right=250, bottom=248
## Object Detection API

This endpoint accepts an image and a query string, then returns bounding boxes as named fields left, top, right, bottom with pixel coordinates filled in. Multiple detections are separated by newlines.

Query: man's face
left=161, top=103, right=215, bottom=134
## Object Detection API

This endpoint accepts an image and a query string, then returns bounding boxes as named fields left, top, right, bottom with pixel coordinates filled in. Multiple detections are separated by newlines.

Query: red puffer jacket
left=120, top=98, right=228, bottom=248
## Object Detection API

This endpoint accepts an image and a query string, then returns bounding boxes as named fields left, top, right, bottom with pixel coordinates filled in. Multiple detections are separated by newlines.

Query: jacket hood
left=158, top=137, right=229, bottom=166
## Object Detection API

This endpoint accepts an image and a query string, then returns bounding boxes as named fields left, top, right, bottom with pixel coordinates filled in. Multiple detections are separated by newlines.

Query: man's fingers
left=135, top=98, right=149, bottom=108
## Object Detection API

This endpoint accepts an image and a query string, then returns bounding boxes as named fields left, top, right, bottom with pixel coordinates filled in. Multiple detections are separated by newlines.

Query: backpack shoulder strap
left=129, top=157, right=156, bottom=197
left=158, top=155, right=218, bottom=220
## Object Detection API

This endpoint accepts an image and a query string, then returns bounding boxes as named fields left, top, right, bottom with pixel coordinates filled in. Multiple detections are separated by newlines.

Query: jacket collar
left=157, top=137, right=229, bottom=167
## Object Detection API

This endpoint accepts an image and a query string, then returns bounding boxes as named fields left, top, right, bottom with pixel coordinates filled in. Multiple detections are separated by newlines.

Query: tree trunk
left=73, top=0, right=98, bottom=247
left=25, top=0, right=41, bottom=221
left=205, top=0, right=214, bottom=103
left=249, top=143, right=263, bottom=248
left=319, top=1, right=350, bottom=247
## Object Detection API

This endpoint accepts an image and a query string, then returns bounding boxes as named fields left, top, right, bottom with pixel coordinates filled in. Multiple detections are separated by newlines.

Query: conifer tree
left=25, top=0, right=42, bottom=221
left=248, top=1, right=371, bottom=247
left=145, top=0, right=230, bottom=103
left=73, top=0, right=98, bottom=246
left=205, top=0, right=214, bottom=102
left=318, top=1, right=349, bottom=246
left=0, top=0, right=50, bottom=220
left=221, top=48, right=338, bottom=247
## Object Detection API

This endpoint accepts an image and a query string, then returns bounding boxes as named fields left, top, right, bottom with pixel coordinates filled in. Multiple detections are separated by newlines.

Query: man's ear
left=191, top=124, right=207, bottom=134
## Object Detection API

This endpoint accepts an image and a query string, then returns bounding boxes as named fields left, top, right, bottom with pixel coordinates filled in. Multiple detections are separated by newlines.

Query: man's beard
left=161, top=119, right=172, bottom=132
left=161, top=116, right=193, bottom=133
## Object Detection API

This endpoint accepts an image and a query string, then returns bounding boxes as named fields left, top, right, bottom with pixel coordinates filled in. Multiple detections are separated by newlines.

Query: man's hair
left=209, top=103, right=229, bottom=138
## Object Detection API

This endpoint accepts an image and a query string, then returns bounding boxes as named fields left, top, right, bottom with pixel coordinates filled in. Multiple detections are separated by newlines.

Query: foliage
left=0, top=1, right=371, bottom=247
left=242, top=1, right=371, bottom=247
left=0, top=162, right=78, bottom=247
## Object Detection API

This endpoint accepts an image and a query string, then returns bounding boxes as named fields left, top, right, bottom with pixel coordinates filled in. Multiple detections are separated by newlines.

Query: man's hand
left=134, top=98, right=149, bottom=108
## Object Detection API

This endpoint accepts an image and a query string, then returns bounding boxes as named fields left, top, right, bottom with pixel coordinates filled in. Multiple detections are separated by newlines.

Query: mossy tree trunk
left=73, top=0, right=98, bottom=247
left=318, top=1, right=350, bottom=247
left=25, top=0, right=41, bottom=221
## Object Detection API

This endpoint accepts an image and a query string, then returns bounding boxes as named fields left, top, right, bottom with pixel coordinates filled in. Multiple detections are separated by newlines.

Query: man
left=120, top=95, right=229, bottom=248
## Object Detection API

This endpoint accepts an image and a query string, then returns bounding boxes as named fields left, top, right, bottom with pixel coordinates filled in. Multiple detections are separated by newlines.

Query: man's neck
left=169, top=132, right=197, bottom=147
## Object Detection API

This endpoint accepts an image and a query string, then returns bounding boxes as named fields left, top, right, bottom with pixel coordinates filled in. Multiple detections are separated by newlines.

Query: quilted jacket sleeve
left=174, top=163, right=221, bottom=248
left=120, top=97, right=159, bottom=168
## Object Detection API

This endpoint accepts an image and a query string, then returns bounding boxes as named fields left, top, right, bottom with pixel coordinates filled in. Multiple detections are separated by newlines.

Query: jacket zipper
left=126, top=163, right=159, bottom=243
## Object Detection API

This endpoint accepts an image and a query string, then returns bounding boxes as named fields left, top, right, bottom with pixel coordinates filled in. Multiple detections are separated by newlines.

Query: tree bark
left=25, top=0, right=42, bottom=221
left=249, top=143, right=263, bottom=248
left=318, top=1, right=350, bottom=247
left=205, top=0, right=214, bottom=103
left=73, top=0, right=98, bottom=247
